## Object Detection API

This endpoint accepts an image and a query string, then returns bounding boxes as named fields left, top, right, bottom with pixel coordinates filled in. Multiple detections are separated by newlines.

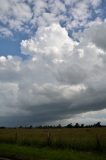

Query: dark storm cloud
left=0, top=83, right=106, bottom=127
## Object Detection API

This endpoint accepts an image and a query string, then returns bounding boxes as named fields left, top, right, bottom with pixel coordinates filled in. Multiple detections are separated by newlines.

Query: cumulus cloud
left=0, top=0, right=106, bottom=126
left=81, top=22, right=106, bottom=51
left=21, top=23, right=77, bottom=60
left=0, top=20, right=106, bottom=126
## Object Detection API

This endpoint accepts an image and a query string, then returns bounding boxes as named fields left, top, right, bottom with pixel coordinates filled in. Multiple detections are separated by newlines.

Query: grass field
left=0, top=143, right=106, bottom=160
left=0, top=128, right=106, bottom=159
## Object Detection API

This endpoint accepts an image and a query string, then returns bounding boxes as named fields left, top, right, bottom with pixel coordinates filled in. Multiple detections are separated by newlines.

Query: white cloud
left=0, top=1, right=106, bottom=126
left=71, top=109, right=106, bottom=125
left=0, top=27, right=13, bottom=38
left=21, top=23, right=77, bottom=61
left=0, top=0, right=32, bottom=32
left=0, top=21, right=106, bottom=125
left=0, top=0, right=103, bottom=37
left=90, top=0, right=101, bottom=8
left=82, top=22, right=106, bottom=51
left=58, top=109, right=106, bottom=126
left=71, top=1, right=90, bottom=21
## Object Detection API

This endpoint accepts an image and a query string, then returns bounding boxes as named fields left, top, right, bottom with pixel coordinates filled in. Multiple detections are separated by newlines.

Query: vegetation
left=0, top=127, right=106, bottom=159
left=0, top=143, right=106, bottom=160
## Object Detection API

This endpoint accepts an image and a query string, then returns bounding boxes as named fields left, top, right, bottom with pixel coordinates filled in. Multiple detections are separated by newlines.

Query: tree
left=81, top=124, right=84, bottom=128
left=95, top=122, right=101, bottom=127
left=57, top=124, right=62, bottom=128
left=74, top=123, right=80, bottom=128
left=29, top=125, right=33, bottom=129
left=66, top=123, right=73, bottom=128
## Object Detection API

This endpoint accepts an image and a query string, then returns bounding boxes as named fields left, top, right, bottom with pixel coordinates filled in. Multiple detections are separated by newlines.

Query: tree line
left=0, top=121, right=105, bottom=129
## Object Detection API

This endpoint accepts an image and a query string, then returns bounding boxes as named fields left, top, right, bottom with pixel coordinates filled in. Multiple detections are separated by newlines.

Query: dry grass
left=0, top=128, right=106, bottom=152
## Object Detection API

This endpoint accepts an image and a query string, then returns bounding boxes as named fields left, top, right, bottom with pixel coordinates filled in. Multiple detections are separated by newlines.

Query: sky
left=0, top=0, right=106, bottom=127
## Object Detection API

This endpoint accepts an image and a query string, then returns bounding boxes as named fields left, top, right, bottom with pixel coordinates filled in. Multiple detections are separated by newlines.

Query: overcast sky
left=0, top=0, right=106, bottom=127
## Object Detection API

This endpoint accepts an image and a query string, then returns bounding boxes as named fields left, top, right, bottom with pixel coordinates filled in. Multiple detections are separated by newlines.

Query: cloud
left=0, top=27, right=13, bottom=38
left=59, top=109, right=106, bottom=126
left=0, top=0, right=32, bottom=32
left=0, top=55, right=87, bottom=125
left=82, top=22, right=106, bottom=51
left=0, top=21, right=106, bottom=126
left=0, top=0, right=103, bottom=38
left=0, top=1, right=106, bottom=126
left=90, top=0, right=101, bottom=8
left=21, top=23, right=77, bottom=60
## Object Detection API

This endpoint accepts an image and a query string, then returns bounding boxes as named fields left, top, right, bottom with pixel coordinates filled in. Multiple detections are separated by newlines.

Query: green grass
left=0, top=143, right=105, bottom=160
